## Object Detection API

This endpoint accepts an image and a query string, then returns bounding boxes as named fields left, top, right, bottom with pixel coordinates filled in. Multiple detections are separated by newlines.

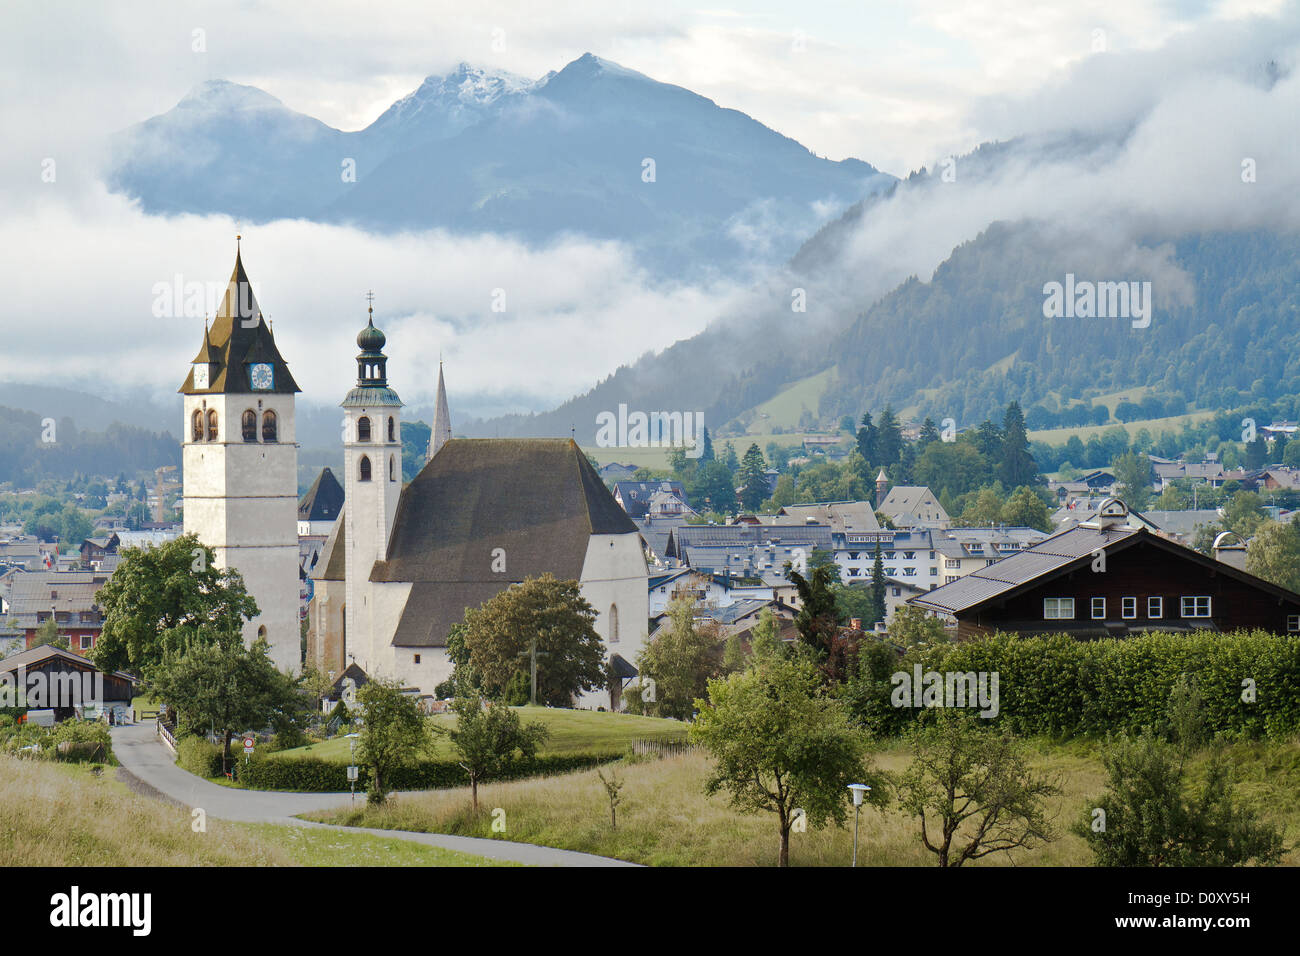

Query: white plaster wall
left=579, top=532, right=649, bottom=709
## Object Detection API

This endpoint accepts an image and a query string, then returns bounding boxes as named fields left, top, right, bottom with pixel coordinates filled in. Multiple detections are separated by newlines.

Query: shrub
left=846, top=630, right=1300, bottom=741
left=49, top=720, right=112, bottom=763
left=177, top=735, right=225, bottom=778
left=234, top=751, right=621, bottom=792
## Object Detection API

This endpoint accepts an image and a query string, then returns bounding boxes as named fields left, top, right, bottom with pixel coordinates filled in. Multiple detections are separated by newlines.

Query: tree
left=959, top=486, right=1005, bottom=526
left=856, top=412, right=878, bottom=464
left=914, top=441, right=989, bottom=499
left=91, top=533, right=259, bottom=675
left=699, top=427, right=715, bottom=462
left=737, top=444, right=769, bottom=512
left=458, top=574, right=607, bottom=706
left=447, top=696, right=548, bottom=813
left=596, top=764, right=625, bottom=829
left=691, top=460, right=738, bottom=514
left=1222, top=490, right=1265, bottom=538
left=868, top=544, right=887, bottom=627
left=689, top=650, right=882, bottom=866
left=876, top=407, right=902, bottom=467
left=786, top=563, right=841, bottom=661
left=1077, top=729, right=1284, bottom=866
left=356, top=677, right=436, bottom=805
left=148, top=633, right=302, bottom=775
left=636, top=597, right=724, bottom=719
left=1112, top=451, right=1153, bottom=510
left=721, top=441, right=740, bottom=474
left=897, top=712, right=1061, bottom=867
left=999, top=402, right=1037, bottom=488
left=1000, top=486, right=1052, bottom=532
left=918, top=417, right=940, bottom=448
left=1245, top=519, right=1300, bottom=593
left=31, top=617, right=69, bottom=650
left=885, top=605, right=948, bottom=649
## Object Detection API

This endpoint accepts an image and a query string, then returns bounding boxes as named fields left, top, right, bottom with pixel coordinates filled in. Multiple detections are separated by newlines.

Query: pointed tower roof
left=426, top=362, right=451, bottom=462
left=298, top=467, right=345, bottom=522
left=341, top=299, right=402, bottom=408
left=179, top=246, right=301, bottom=394
left=876, top=469, right=889, bottom=483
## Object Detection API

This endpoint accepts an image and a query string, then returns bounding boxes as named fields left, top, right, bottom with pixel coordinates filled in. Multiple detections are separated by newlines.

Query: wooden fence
left=629, top=737, right=702, bottom=757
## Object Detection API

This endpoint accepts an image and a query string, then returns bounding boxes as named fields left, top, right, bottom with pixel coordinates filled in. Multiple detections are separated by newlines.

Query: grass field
left=0, top=757, right=505, bottom=867
left=1029, top=410, right=1214, bottom=446
left=308, top=738, right=1300, bottom=867
left=274, top=706, right=687, bottom=763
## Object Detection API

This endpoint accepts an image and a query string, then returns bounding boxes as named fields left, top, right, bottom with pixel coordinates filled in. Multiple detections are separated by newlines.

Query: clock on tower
left=250, top=363, right=274, bottom=390
left=193, top=363, right=211, bottom=390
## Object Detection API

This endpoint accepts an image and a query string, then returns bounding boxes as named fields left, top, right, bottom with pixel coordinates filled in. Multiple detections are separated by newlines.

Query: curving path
left=110, top=722, right=638, bottom=867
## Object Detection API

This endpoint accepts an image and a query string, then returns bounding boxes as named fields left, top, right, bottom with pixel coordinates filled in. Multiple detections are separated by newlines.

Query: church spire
left=427, top=362, right=451, bottom=461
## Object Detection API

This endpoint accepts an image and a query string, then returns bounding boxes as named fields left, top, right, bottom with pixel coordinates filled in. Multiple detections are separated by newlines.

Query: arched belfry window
left=387, top=416, right=396, bottom=442
left=206, top=409, right=219, bottom=442
left=359, top=455, right=372, bottom=482
left=262, top=410, right=278, bottom=442
left=389, top=454, right=396, bottom=481
left=192, top=410, right=204, bottom=442
left=357, top=416, right=371, bottom=442
left=609, top=604, right=620, bottom=643
left=242, top=410, right=257, bottom=442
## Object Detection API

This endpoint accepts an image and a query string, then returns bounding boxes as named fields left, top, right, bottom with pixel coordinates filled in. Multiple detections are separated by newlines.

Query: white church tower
left=180, top=243, right=302, bottom=673
left=342, top=300, right=403, bottom=672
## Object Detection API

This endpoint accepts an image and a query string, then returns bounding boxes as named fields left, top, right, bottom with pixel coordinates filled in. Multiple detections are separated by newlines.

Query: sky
left=2, top=0, right=1297, bottom=425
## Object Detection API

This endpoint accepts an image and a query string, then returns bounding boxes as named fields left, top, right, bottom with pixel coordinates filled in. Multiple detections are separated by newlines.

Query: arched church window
left=262, top=410, right=278, bottom=442
left=192, top=410, right=204, bottom=442
left=257, top=625, right=266, bottom=640
left=206, top=409, right=219, bottom=442
left=359, top=455, right=372, bottom=482
left=389, top=454, right=396, bottom=481
left=357, top=416, right=371, bottom=442
left=242, top=410, right=257, bottom=442
left=387, top=416, right=396, bottom=442
left=609, top=604, right=620, bottom=643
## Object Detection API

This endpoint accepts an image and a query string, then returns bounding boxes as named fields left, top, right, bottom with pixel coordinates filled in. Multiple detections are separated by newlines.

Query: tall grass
left=311, top=740, right=1300, bottom=867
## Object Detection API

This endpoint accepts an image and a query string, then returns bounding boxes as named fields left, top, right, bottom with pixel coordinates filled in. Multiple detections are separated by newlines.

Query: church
left=306, top=294, right=649, bottom=708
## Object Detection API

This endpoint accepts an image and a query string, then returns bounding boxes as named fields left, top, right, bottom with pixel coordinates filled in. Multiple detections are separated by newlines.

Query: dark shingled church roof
left=179, top=248, right=300, bottom=395
left=299, top=467, right=345, bottom=522
left=372, top=438, right=637, bottom=647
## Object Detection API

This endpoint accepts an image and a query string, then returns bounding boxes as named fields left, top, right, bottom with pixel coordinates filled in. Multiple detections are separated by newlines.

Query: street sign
left=243, top=736, right=255, bottom=753
left=347, top=765, right=358, bottom=782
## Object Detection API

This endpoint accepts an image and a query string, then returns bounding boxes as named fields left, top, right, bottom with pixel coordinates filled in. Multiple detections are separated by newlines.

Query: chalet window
left=242, top=410, right=258, bottom=442
left=1121, top=597, right=1137, bottom=619
left=1091, top=598, right=1106, bottom=619
left=1181, top=596, right=1211, bottom=618
left=945, top=559, right=960, bottom=569
left=359, top=455, right=372, bottom=482
left=262, top=410, right=278, bottom=442
left=357, top=416, right=371, bottom=442
left=930, top=568, right=937, bottom=576
left=929, top=551, right=936, bottom=559
left=1288, top=615, right=1300, bottom=633
left=1148, top=596, right=1163, bottom=618
left=1044, top=597, right=1074, bottom=620
left=891, top=587, right=900, bottom=597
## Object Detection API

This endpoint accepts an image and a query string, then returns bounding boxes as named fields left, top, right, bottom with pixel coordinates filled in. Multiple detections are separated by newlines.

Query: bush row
left=847, top=630, right=1300, bottom=740
left=0, top=716, right=114, bottom=763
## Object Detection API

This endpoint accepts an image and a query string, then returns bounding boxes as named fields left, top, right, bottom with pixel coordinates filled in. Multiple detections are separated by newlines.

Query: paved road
left=110, top=722, right=637, bottom=867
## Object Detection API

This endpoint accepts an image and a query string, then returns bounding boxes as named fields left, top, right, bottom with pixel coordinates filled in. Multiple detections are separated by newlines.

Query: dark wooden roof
left=178, top=249, right=300, bottom=395
left=374, top=438, right=637, bottom=647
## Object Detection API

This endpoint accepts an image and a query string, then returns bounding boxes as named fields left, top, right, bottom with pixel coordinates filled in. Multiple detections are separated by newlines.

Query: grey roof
left=313, top=515, right=345, bottom=582
left=911, top=524, right=1144, bottom=615
left=0, top=644, right=135, bottom=682
left=299, top=467, right=345, bottom=522
left=8, top=571, right=110, bottom=621
left=374, top=439, right=638, bottom=647
left=775, top=501, right=880, bottom=532
left=614, top=480, right=689, bottom=518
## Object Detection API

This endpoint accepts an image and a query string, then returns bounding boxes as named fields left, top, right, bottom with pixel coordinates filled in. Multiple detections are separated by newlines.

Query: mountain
left=107, top=55, right=894, bottom=277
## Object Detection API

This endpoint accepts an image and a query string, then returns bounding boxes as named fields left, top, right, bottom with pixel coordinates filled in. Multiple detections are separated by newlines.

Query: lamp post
left=847, top=783, right=871, bottom=867
left=346, top=733, right=359, bottom=803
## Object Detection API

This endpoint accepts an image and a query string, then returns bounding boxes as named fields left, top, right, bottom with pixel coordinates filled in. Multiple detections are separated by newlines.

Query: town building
left=909, top=498, right=1300, bottom=639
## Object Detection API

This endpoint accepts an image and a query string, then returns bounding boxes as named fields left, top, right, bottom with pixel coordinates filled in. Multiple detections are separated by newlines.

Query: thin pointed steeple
left=427, top=362, right=451, bottom=461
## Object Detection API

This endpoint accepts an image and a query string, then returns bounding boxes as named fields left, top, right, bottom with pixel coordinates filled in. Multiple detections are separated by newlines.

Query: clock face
left=250, top=363, right=274, bottom=390
left=193, top=364, right=210, bottom=390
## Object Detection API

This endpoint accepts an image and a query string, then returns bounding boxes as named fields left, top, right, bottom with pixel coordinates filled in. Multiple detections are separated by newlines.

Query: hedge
left=848, top=630, right=1300, bottom=740
left=229, top=750, right=622, bottom=792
